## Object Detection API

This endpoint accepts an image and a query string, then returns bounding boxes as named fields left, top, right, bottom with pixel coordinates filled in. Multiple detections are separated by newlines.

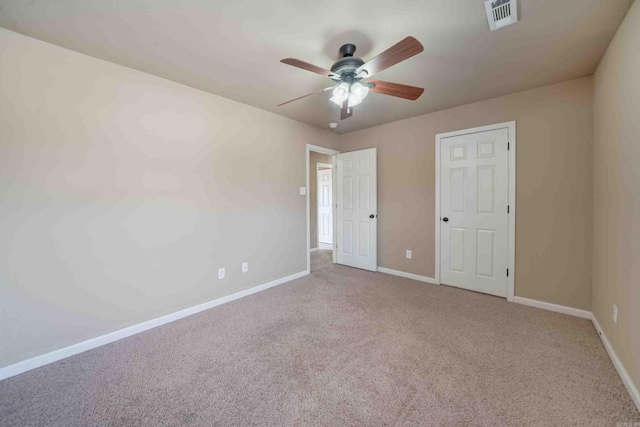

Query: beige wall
left=4, top=17, right=636, bottom=384
left=339, top=77, right=594, bottom=310
left=592, top=1, right=640, bottom=394
left=309, top=152, right=333, bottom=250
left=0, top=28, right=339, bottom=368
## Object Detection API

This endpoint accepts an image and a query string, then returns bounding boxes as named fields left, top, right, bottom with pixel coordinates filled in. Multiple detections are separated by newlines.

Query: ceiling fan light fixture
left=330, top=82, right=349, bottom=105
left=347, top=92, right=363, bottom=108
left=351, top=82, right=369, bottom=99
left=347, top=82, right=369, bottom=107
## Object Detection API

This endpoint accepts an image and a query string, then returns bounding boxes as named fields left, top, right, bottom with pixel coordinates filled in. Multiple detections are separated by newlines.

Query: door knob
left=369, top=214, right=375, bottom=218
left=442, top=217, right=449, bottom=222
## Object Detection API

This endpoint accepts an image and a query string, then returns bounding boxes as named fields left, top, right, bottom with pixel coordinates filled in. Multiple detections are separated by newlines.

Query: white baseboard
left=513, top=296, right=592, bottom=319
left=513, top=296, right=638, bottom=411
left=592, top=315, right=640, bottom=412
left=377, top=267, right=437, bottom=284
left=0, top=270, right=309, bottom=381
left=309, top=248, right=318, bottom=253
left=3, top=274, right=638, bottom=414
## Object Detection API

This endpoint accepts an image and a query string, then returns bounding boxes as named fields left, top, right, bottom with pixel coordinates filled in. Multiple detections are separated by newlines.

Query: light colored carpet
left=0, top=251, right=638, bottom=426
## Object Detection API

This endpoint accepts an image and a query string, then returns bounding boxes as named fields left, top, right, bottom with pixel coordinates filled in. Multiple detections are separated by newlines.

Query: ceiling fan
left=278, top=36, right=425, bottom=120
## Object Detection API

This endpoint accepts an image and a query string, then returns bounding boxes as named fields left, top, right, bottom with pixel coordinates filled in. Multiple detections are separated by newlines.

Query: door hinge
left=507, top=269, right=509, bottom=277
left=507, top=205, right=510, bottom=213
left=507, top=142, right=510, bottom=150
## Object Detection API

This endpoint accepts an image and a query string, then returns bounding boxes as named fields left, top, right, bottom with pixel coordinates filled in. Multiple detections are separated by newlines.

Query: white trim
left=307, top=144, right=339, bottom=156
left=513, top=296, right=592, bottom=319
left=306, top=144, right=340, bottom=270
left=377, top=267, right=437, bottom=284
left=332, top=158, right=338, bottom=264
left=507, top=122, right=516, bottom=302
left=592, top=315, right=640, bottom=412
left=435, top=133, right=441, bottom=284
left=0, top=270, right=308, bottom=381
left=309, top=247, right=318, bottom=253
left=434, top=121, right=516, bottom=301
left=508, top=296, right=639, bottom=411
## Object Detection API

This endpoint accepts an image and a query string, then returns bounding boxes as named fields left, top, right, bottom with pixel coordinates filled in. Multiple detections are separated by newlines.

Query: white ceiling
left=0, top=0, right=632, bottom=134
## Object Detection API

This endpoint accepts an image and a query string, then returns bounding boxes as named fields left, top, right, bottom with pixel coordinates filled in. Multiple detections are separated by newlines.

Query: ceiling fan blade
left=281, top=58, right=335, bottom=78
left=368, top=79, right=424, bottom=100
left=277, top=86, right=334, bottom=107
left=340, top=102, right=353, bottom=120
left=356, top=36, right=424, bottom=78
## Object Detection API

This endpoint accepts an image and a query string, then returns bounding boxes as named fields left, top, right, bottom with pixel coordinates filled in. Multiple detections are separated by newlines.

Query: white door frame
left=317, top=162, right=333, bottom=170
left=316, top=162, right=333, bottom=247
left=434, top=121, right=516, bottom=302
left=307, top=144, right=340, bottom=273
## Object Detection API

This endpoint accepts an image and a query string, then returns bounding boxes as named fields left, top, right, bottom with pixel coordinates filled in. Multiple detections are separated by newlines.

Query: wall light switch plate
left=218, top=268, right=225, bottom=279
left=406, top=250, right=412, bottom=259
left=299, top=187, right=307, bottom=196
left=242, top=262, right=248, bottom=273
left=613, top=304, right=618, bottom=324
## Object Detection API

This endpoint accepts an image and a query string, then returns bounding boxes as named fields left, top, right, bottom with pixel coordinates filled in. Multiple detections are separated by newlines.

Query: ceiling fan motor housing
left=330, top=57, right=364, bottom=76
left=331, top=43, right=364, bottom=78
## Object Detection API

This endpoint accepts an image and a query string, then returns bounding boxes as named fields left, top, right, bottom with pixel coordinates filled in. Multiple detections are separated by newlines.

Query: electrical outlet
left=299, top=187, right=307, bottom=196
left=218, top=268, right=225, bottom=279
left=613, top=304, right=618, bottom=324
left=242, top=262, right=248, bottom=273
left=406, top=250, right=412, bottom=259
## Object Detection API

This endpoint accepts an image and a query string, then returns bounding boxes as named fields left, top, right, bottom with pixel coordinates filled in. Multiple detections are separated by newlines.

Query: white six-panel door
left=317, top=167, right=333, bottom=245
left=336, top=148, right=377, bottom=271
left=440, top=128, right=509, bottom=297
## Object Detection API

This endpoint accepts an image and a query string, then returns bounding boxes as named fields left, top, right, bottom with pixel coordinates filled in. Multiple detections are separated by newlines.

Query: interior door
left=336, top=148, right=377, bottom=271
left=317, top=167, right=333, bottom=245
left=440, top=128, right=509, bottom=297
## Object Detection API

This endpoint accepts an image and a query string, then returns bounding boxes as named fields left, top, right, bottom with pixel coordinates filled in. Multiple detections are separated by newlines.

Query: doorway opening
left=306, top=144, right=339, bottom=273
left=305, top=144, right=378, bottom=273
left=316, top=162, right=333, bottom=251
